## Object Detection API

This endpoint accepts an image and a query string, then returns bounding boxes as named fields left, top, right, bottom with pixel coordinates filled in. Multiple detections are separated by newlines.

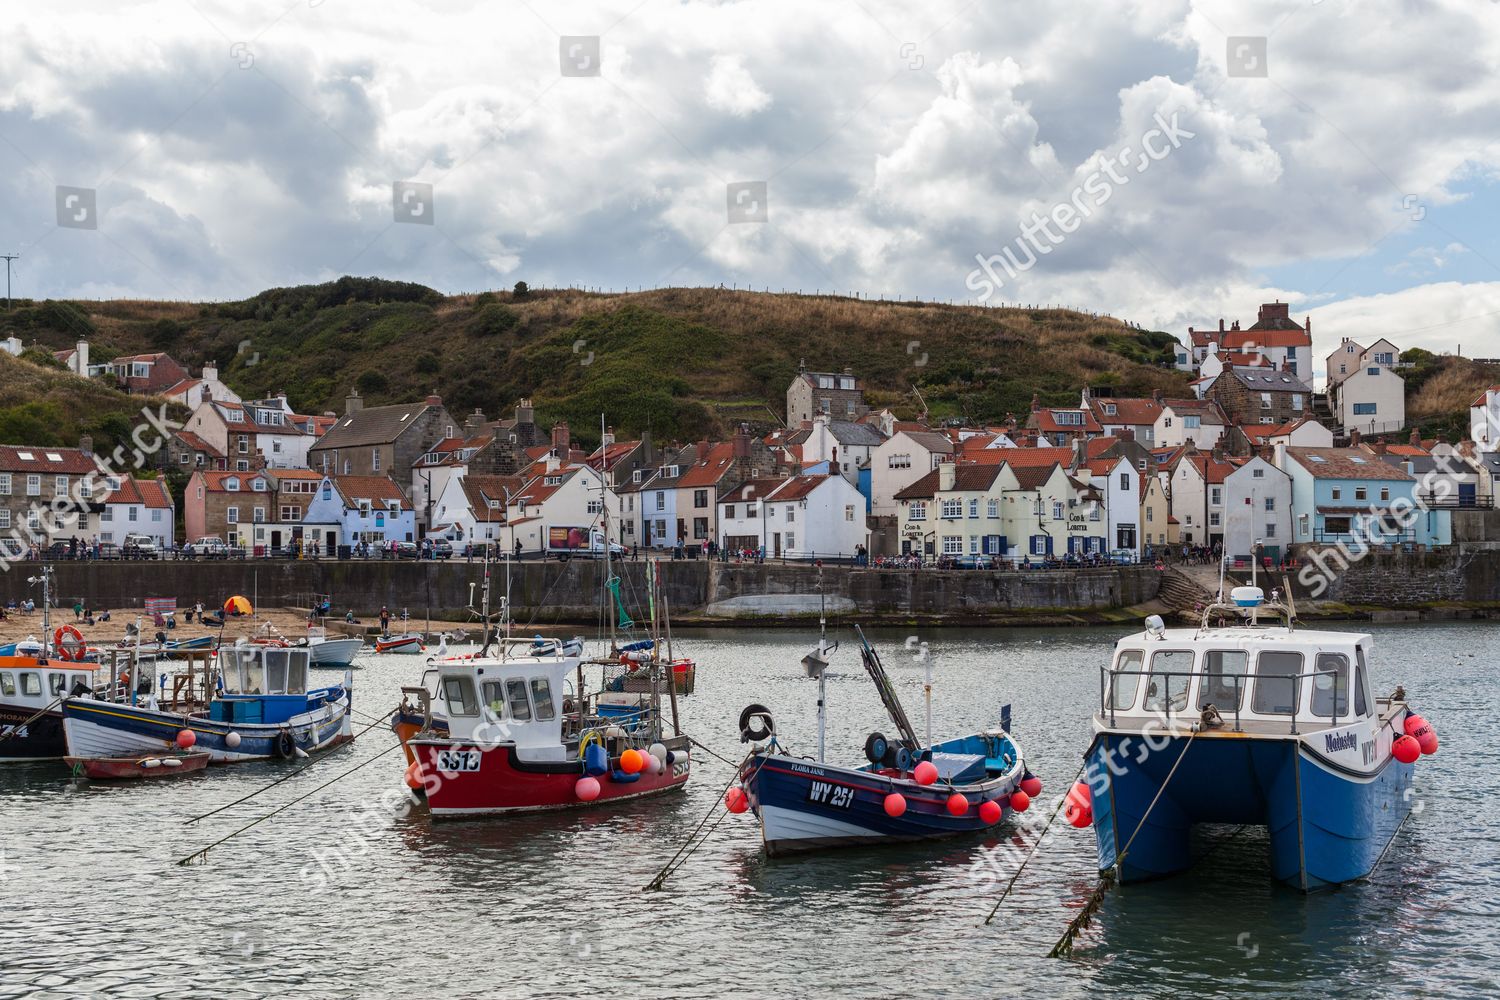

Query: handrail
left=1099, top=665, right=1354, bottom=736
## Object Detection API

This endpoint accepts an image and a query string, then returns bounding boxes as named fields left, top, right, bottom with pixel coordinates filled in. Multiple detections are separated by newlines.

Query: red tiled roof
left=893, top=464, right=1003, bottom=500
left=461, top=474, right=525, bottom=521
left=1384, top=444, right=1430, bottom=457
left=769, top=475, right=834, bottom=502
left=105, top=478, right=174, bottom=508
left=964, top=446, right=1073, bottom=468
left=1288, top=447, right=1414, bottom=481
left=174, top=430, right=224, bottom=457
left=677, top=456, right=736, bottom=488
left=1029, top=409, right=1102, bottom=435
left=1471, top=386, right=1500, bottom=408
left=0, top=445, right=98, bottom=474
left=163, top=378, right=201, bottom=396
left=1189, top=330, right=1217, bottom=347
left=334, top=475, right=412, bottom=508
left=1010, top=463, right=1060, bottom=490
left=1222, top=328, right=1310, bottom=350
left=1088, top=397, right=1162, bottom=426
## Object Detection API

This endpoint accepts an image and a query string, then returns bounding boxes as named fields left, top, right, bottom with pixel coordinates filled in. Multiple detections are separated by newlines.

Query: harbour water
left=1, top=623, right=1495, bottom=998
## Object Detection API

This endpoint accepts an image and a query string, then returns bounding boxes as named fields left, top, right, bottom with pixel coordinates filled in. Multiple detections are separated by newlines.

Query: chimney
left=79, top=435, right=93, bottom=458
left=938, top=460, right=956, bottom=492
left=203, top=361, right=218, bottom=384
left=1211, top=442, right=1224, bottom=462
left=1371, top=437, right=1388, bottom=456
left=1218, top=318, right=1225, bottom=333
left=1349, top=428, right=1361, bottom=447
left=602, top=425, right=616, bottom=447
left=1273, top=441, right=1287, bottom=470
left=1030, top=393, right=1041, bottom=413
left=466, top=408, right=488, bottom=432
left=1409, top=428, right=1420, bottom=447
left=1118, top=428, right=1135, bottom=442
left=345, top=389, right=363, bottom=415
left=545, top=452, right=561, bottom=473
left=733, top=426, right=751, bottom=460
left=1005, top=412, right=1017, bottom=432
left=551, top=420, right=570, bottom=454
left=425, top=394, right=442, bottom=407
left=77, top=338, right=90, bottom=376
left=1071, top=436, right=1084, bottom=468
left=516, top=398, right=534, bottom=427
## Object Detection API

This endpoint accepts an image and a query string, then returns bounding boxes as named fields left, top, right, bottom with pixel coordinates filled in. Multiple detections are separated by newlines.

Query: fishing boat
left=0, top=570, right=112, bottom=762
left=1081, top=586, right=1429, bottom=891
left=733, top=624, right=1030, bottom=855
left=62, top=642, right=353, bottom=763
left=65, top=748, right=211, bottom=780
left=302, top=626, right=364, bottom=667
left=375, top=633, right=424, bottom=655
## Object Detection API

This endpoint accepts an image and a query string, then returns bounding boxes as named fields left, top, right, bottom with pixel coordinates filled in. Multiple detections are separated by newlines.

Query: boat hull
left=407, top=738, right=690, bottom=817
left=1087, top=730, right=1414, bottom=891
left=65, top=749, right=211, bottom=779
left=0, top=702, right=66, bottom=761
left=741, top=749, right=1021, bottom=856
left=61, top=693, right=351, bottom=763
left=309, top=637, right=364, bottom=667
left=375, top=635, right=424, bottom=654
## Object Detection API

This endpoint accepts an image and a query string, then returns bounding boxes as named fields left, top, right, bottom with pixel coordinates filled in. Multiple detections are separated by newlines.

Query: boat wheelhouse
left=1085, top=588, right=1421, bottom=891
left=0, top=654, right=103, bottom=761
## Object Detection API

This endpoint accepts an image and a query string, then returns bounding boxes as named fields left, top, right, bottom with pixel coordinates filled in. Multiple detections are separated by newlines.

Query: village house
left=1325, top=337, right=1406, bottom=435
left=893, top=462, right=1006, bottom=560
left=410, top=431, right=495, bottom=538
left=0, top=442, right=101, bottom=555
left=788, top=415, right=885, bottom=483
left=717, top=474, right=865, bottom=559
left=1084, top=392, right=1162, bottom=446
left=164, top=430, right=228, bottom=472
left=99, top=476, right=175, bottom=548
left=633, top=444, right=700, bottom=550
left=671, top=445, right=737, bottom=548
left=161, top=361, right=241, bottom=410
left=1152, top=396, right=1229, bottom=450
left=428, top=473, right=525, bottom=549
left=1279, top=446, right=1451, bottom=548
left=308, top=392, right=457, bottom=488
left=870, top=430, right=954, bottom=520
left=1218, top=302, right=1313, bottom=377
left=502, top=458, right=616, bottom=554
left=179, top=396, right=316, bottom=472
left=1222, top=457, right=1293, bottom=562
left=183, top=469, right=275, bottom=549
left=299, top=475, right=416, bottom=552
left=1206, top=366, right=1312, bottom=428
left=1227, top=416, right=1334, bottom=456
left=1165, top=446, right=1239, bottom=549
left=786, top=361, right=867, bottom=425
left=107, top=352, right=193, bottom=394
left=1025, top=395, right=1102, bottom=446
left=1079, top=455, right=1140, bottom=556
left=1471, top=386, right=1500, bottom=453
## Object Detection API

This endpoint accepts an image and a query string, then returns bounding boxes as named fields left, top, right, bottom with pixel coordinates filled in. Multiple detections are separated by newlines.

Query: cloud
left=703, top=55, right=771, bottom=118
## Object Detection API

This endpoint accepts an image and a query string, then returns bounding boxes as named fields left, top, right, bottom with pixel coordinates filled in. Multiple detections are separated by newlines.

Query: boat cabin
left=429, top=656, right=578, bottom=762
left=210, top=644, right=316, bottom=724
left=0, top=658, right=97, bottom=709
left=1102, top=625, right=1377, bottom=734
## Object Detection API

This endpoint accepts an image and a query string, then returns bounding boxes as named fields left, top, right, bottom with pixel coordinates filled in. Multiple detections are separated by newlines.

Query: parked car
left=121, top=533, right=160, bottom=560
left=1108, top=548, right=1138, bottom=565
left=190, top=536, right=230, bottom=560
left=394, top=541, right=419, bottom=559
left=430, top=539, right=454, bottom=560
left=43, top=541, right=74, bottom=561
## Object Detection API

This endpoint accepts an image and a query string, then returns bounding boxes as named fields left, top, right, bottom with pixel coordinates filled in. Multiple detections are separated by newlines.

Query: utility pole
left=1, top=253, right=17, bottom=309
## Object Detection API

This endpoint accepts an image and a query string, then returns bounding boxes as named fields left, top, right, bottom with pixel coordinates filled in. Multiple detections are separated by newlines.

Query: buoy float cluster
left=1064, top=781, right=1093, bottom=828
left=1392, top=712, right=1439, bottom=764
left=574, top=741, right=680, bottom=802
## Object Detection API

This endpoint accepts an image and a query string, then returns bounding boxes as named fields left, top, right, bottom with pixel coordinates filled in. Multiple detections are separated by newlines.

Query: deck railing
left=1100, top=665, right=1349, bottom=736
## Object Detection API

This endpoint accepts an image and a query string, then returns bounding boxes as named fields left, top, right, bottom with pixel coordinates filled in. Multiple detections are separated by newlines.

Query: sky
left=2, top=0, right=1499, bottom=366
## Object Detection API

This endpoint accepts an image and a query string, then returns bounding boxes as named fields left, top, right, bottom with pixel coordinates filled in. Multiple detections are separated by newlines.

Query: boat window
left=1110, top=650, right=1143, bottom=710
left=49, top=672, right=67, bottom=695
left=1145, top=650, right=1193, bottom=713
left=0, top=672, right=13, bottom=697
left=481, top=680, right=506, bottom=717
left=442, top=676, right=479, bottom=717
left=21, top=672, right=41, bottom=697
left=1311, top=653, right=1351, bottom=718
left=505, top=678, right=532, bottom=721
left=1252, top=651, right=1302, bottom=715
left=264, top=650, right=289, bottom=694
left=287, top=653, right=308, bottom=695
left=1354, top=648, right=1369, bottom=717
left=1199, top=650, right=1248, bottom=711
left=530, top=678, right=555, bottom=721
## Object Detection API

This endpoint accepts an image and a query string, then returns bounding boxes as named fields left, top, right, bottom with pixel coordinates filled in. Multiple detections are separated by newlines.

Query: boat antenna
left=599, top=413, right=614, bottom=650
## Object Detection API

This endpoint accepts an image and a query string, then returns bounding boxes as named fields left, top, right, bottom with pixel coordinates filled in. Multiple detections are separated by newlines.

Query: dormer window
left=252, top=478, right=267, bottom=492
left=225, top=477, right=240, bottom=491
left=544, top=476, right=561, bottom=486
left=632, top=470, right=644, bottom=483
left=667, top=465, right=680, bottom=477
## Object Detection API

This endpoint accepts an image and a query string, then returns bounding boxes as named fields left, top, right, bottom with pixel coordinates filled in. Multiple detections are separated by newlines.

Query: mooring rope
left=183, top=708, right=394, bottom=826
left=644, top=748, right=762, bottom=892
left=982, top=756, right=1089, bottom=925
left=176, top=738, right=405, bottom=866
left=1047, top=730, right=1200, bottom=958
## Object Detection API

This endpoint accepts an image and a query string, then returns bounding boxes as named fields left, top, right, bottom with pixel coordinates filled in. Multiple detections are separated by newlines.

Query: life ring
left=275, top=731, right=296, bottom=759
left=739, top=704, right=774, bottom=743
left=54, top=625, right=85, bottom=661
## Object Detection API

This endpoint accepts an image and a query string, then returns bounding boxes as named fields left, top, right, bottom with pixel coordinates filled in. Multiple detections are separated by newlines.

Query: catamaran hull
left=309, top=638, right=364, bottom=667
left=741, top=755, right=1020, bottom=856
left=61, top=695, right=352, bottom=763
left=0, top=703, right=66, bottom=761
left=406, top=739, right=690, bottom=817
left=1087, top=731, right=1414, bottom=891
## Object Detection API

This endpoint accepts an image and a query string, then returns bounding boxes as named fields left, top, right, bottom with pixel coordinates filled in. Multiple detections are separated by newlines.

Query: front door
left=1460, top=482, right=1477, bottom=507
left=773, top=533, right=782, bottom=557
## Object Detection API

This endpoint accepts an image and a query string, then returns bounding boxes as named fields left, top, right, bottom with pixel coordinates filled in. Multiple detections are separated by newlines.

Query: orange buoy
left=913, top=761, right=938, bottom=785
left=620, top=748, right=645, bottom=774
left=1392, top=734, right=1420, bottom=764
left=884, top=792, right=907, bottom=817
left=724, top=787, right=749, bottom=813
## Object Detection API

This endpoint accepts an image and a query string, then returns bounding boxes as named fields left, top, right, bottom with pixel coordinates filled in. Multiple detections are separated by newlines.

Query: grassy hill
left=1402, top=349, right=1499, bottom=442
left=0, top=349, right=188, bottom=453
left=3, top=278, right=1192, bottom=447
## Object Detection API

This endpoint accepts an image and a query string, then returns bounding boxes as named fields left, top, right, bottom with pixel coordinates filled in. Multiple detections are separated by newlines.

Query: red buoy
left=1392, top=734, right=1420, bottom=764
left=1009, top=790, right=1031, bottom=812
left=575, top=776, right=601, bottom=801
left=620, top=748, right=645, bottom=774
left=404, top=761, right=423, bottom=789
left=1416, top=727, right=1439, bottom=755
left=946, top=792, right=969, bottom=816
left=1020, top=775, right=1042, bottom=798
left=1403, top=714, right=1427, bottom=737
left=884, top=792, right=907, bottom=817
left=913, top=761, right=938, bottom=786
left=175, top=729, right=197, bottom=749
left=724, top=787, right=749, bottom=813
left=979, top=799, right=1003, bottom=824
left=1064, top=781, right=1093, bottom=828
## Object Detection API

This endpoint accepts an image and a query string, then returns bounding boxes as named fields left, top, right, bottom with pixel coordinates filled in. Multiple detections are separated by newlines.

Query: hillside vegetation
left=4, top=278, right=1191, bottom=447
left=1402, top=349, right=1499, bottom=442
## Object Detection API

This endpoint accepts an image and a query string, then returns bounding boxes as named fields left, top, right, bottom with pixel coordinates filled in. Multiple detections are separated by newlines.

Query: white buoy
left=141, top=758, right=162, bottom=769
left=648, top=742, right=668, bottom=762
left=225, top=731, right=242, bottom=749
left=162, top=758, right=182, bottom=768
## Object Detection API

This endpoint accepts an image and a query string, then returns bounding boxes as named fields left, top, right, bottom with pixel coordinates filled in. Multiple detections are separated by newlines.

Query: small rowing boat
left=66, top=748, right=210, bottom=780
left=375, top=633, right=424, bottom=655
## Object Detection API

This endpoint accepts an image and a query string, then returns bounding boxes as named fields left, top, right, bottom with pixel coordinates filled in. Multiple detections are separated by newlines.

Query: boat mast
left=817, top=570, right=827, bottom=762
left=599, top=413, right=614, bottom=650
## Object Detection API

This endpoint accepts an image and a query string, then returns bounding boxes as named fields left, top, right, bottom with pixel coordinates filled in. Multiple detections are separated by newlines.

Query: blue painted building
left=1282, top=447, right=1450, bottom=548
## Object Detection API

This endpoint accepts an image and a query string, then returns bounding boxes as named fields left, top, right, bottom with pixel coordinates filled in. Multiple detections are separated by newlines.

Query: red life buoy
left=54, top=625, right=85, bottom=661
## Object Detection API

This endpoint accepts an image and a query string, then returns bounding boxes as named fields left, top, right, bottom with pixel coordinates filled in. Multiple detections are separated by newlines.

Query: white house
left=870, top=430, right=953, bottom=519
left=301, top=475, right=415, bottom=548
left=795, top=416, right=886, bottom=483
left=162, top=362, right=241, bottom=410
left=1238, top=417, right=1335, bottom=453
left=1222, top=457, right=1292, bottom=560
left=718, top=474, right=866, bottom=559
left=428, top=473, right=523, bottom=548
left=1153, top=398, right=1229, bottom=451
left=1082, top=455, right=1141, bottom=557
left=99, top=477, right=175, bottom=548
left=1470, top=385, right=1500, bottom=454
left=504, top=460, right=617, bottom=554
left=1325, top=338, right=1406, bottom=435
left=1166, top=449, right=1238, bottom=548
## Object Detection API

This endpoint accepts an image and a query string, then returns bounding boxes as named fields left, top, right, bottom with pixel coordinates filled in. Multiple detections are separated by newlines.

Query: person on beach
left=74, top=600, right=84, bottom=621
left=380, top=606, right=392, bottom=633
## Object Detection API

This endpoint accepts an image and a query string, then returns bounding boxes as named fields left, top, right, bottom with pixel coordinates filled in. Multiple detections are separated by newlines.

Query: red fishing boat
left=65, top=748, right=211, bottom=779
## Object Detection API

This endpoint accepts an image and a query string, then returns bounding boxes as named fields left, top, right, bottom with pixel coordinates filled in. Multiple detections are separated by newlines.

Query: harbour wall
left=1288, top=546, right=1500, bottom=609
left=1, top=559, right=1162, bottom=626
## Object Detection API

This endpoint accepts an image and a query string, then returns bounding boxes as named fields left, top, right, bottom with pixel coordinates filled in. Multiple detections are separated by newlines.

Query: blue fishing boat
left=62, top=642, right=352, bottom=763
left=735, top=626, right=1030, bottom=855
left=1084, top=587, right=1431, bottom=891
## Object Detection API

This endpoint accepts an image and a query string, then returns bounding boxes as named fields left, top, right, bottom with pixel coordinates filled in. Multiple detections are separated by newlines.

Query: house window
left=1209, top=512, right=1221, bottom=527
left=282, top=506, right=301, bottom=521
left=909, top=501, right=927, bottom=522
left=745, top=504, right=758, bottom=517
left=253, top=507, right=266, bottom=523
left=0, top=474, right=8, bottom=495
left=693, top=518, right=708, bottom=539
left=1184, top=415, right=1201, bottom=429
left=632, top=469, right=644, bottom=483
left=1380, top=487, right=1390, bottom=501
left=1210, top=487, right=1222, bottom=505
left=1147, top=506, right=1154, bottom=523
left=845, top=505, right=855, bottom=522
left=586, top=499, right=602, bottom=515
left=1118, top=473, right=1131, bottom=491
left=941, top=499, right=963, bottom=519
left=1354, top=487, right=1368, bottom=501
left=225, top=477, right=240, bottom=491
left=1260, top=393, right=1272, bottom=409
left=26, top=475, right=40, bottom=496
left=943, top=535, right=963, bottom=555
left=784, top=505, right=796, bottom=523
left=1331, top=487, right=1342, bottom=501
left=1052, top=501, right=1064, bottom=520
left=1164, top=417, right=1173, bottom=428
left=725, top=504, right=736, bottom=519
left=968, top=499, right=979, bottom=518
left=1353, top=403, right=1377, bottom=415
left=227, top=506, right=240, bottom=524
left=785, top=531, right=796, bottom=549
left=888, top=454, right=911, bottom=469
left=1265, top=523, right=1277, bottom=538
left=128, top=507, right=138, bottom=522
left=987, top=499, right=999, bottom=518
left=694, top=490, right=708, bottom=508
left=372, top=449, right=381, bottom=472
left=237, top=436, right=249, bottom=454
left=655, top=492, right=665, bottom=511
left=54, top=475, right=68, bottom=497
left=1253, top=468, right=1265, bottom=479
left=1264, top=497, right=1276, bottom=510
left=1367, top=367, right=1380, bottom=376
left=1104, top=403, right=1117, bottom=415
left=1291, top=394, right=1304, bottom=411
left=0, top=511, right=8, bottom=528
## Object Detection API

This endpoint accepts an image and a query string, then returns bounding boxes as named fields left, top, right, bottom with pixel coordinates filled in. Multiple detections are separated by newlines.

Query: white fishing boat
left=303, top=626, right=364, bottom=667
